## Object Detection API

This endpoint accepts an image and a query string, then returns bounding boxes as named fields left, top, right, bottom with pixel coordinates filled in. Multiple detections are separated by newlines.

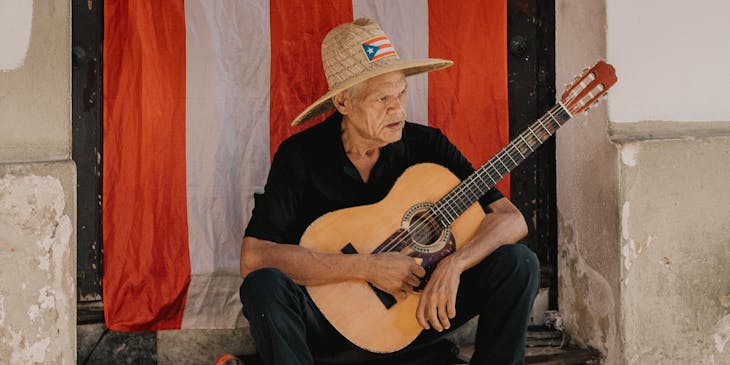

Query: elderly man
left=239, top=18, right=539, bottom=365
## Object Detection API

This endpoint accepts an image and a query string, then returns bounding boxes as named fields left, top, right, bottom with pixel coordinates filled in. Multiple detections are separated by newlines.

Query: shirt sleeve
left=244, top=140, right=302, bottom=244
left=423, top=128, right=505, bottom=211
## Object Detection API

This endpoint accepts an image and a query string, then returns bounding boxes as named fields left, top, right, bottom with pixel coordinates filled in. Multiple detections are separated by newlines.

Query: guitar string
left=373, top=104, right=568, bottom=254
left=395, top=76, right=602, bottom=251
left=372, top=104, right=570, bottom=254
left=391, top=106, right=557, bottom=250
left=379, top=104, right=569, bottom=254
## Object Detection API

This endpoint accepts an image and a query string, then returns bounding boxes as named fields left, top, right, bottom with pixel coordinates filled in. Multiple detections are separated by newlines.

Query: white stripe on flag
left=369, top=39, right=391, bottom=47
left=353, top=0, right=430, bottom=125
left=182, top=0, right=271, bottom=328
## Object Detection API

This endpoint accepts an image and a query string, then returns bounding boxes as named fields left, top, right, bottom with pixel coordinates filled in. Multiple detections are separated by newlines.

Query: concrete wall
left=0, top=1, right=76, bottom=364
left=556, top=1, right=730, bottom=364
left=614, top=126, right=730, bottom=364
left=606, top=0, right=730, bottom=122
left=555, top=2, right=622, bottom=363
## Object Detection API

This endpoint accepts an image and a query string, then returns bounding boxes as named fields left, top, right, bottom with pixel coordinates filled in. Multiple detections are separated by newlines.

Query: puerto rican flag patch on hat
left=361, top=36, right=398, bottom=62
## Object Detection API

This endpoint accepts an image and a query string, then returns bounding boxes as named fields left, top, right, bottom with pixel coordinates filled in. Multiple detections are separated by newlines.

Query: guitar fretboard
left=431, top=103, right=572, bottom=226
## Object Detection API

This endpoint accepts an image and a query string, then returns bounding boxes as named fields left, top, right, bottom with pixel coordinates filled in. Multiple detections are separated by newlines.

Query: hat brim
left=291, top=58, right=453, bottom=126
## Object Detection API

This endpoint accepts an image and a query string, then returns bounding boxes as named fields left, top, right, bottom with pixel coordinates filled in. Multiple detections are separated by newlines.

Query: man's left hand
left=415, top=256, right=463, bottom=332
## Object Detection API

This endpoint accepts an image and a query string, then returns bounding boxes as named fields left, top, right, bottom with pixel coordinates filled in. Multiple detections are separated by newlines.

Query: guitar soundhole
left=408, top=211, right=443, bottom=246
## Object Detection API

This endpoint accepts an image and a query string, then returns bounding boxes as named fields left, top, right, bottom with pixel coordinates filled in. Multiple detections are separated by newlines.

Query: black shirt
left=244, top=112, right=504, bottom=244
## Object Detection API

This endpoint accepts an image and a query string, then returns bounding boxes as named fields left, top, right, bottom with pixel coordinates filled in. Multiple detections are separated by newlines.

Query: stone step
left=455, top=327, right=601, bottom=365
left=78, top=289, right=592, bottom=364
left=78, top=324, right=601, bottom=364
left=454, top=344, right=600, bottom=365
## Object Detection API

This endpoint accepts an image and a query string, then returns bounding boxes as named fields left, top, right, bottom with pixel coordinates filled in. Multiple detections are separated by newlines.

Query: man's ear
left=332, top=92, right=349, bottom=115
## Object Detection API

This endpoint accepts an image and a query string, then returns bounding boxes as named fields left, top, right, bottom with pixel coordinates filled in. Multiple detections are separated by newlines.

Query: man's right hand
left=364, top=252, right=426, bottom=299
left=242, top=237, right=427, bottom=289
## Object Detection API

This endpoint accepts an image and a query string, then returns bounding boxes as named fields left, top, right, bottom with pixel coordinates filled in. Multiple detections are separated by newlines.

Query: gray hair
left=332, top=83, right=362, bottom=110
left=343, top=83, right=362, bottom=102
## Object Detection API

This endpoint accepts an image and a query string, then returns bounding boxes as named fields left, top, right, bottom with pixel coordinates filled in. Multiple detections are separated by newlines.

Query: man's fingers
left=411, top=263, right=426, bottom=278
left=416, top=300, right=429, bottom=329
left=427, top=302, right=443, bottom=332
left=405, top=274, right=421, bottom=288
left=437, top=302, right=451, bottom=330
left=447, top=291, right=457, bottom=319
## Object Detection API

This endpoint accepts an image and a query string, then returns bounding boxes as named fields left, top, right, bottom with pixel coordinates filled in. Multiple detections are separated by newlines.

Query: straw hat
left=291, top=18, right=453, bottom=125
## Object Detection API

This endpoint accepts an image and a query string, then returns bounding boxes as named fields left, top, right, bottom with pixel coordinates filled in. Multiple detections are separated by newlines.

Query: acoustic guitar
left=300, top=61, right=617, bottom=353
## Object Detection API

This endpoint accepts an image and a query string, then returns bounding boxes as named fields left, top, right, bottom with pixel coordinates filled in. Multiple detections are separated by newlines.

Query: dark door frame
left=507, top=0, right=557, bottom=308
left=73, top=0, right=104, bottom=323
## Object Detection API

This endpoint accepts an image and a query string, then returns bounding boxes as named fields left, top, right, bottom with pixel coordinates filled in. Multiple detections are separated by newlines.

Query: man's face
left=343, top=71, right=407, bottom=146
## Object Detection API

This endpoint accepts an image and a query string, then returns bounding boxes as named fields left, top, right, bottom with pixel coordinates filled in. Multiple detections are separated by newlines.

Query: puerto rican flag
left=362, top=36, right=398, bottom=62
left=103, top=0, right=508, bottom=331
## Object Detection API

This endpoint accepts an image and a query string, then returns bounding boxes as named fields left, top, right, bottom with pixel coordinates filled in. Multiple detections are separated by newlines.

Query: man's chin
left=383, top=128, right=403, bottom=144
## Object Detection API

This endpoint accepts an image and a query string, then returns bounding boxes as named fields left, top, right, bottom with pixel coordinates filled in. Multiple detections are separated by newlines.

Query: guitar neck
left=431, top=103, right=572, bottom=226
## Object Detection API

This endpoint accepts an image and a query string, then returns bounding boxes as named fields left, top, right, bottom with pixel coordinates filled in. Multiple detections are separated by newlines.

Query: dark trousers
left=240, top=244, right=540, bottom=365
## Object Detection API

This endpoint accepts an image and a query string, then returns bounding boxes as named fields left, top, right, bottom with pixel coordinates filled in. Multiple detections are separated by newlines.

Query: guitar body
left=300, top=163, right=486, bottom=353
left=299, top=60, right=618, bottom=353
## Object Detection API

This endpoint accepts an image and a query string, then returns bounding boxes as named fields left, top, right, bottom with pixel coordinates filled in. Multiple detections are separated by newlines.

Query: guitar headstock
left=561, top=60, right=617, bottom=116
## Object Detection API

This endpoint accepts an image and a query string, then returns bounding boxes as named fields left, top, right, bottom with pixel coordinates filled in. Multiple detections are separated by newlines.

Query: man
left=239, top=18, right=539, bottom=365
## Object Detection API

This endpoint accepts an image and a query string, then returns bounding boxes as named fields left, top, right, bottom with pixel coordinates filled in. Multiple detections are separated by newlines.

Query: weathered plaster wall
left=613, top=127, right=730, bottom=365
left=0, top=1, right=75, bottom=364
left=555, top=0, right=622, bottom=363
left=0, top=163, right=76, bottom=364
left=557, top=1, right=730, bottom=364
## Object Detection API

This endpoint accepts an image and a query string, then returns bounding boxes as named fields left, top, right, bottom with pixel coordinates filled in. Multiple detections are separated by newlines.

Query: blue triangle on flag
left=362, top=44, right=379, bottom=61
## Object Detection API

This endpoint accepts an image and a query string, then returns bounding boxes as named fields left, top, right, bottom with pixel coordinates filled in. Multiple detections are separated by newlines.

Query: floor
left=232, top=327, right=601, bottom=365
left=79, top=319, right=602, bottom=365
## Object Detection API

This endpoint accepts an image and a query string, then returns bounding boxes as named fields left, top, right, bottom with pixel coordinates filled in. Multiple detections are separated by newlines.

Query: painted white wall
left=0, top=0, right=33, bottom=71
left=607, top=0, right=730, bottom=122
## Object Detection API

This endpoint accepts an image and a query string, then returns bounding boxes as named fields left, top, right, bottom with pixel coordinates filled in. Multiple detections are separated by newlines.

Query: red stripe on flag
left=372, top=50, right=396, bottom=61
left=269, top=0, right=354, bottom=158
left=366, top=36, right=389, bottom=43
left=103, top=0, right=190, bottom=331
left=428, top=0, right=510, bottom=197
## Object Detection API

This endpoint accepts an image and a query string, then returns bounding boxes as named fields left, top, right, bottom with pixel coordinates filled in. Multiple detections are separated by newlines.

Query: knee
left=240, top=268, right=293, bottom=310
left=493, top=244, right=540, bottom=286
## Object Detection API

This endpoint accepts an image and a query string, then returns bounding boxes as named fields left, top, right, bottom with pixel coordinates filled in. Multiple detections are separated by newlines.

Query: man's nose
left=388, top=97, right=406, bottom=116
